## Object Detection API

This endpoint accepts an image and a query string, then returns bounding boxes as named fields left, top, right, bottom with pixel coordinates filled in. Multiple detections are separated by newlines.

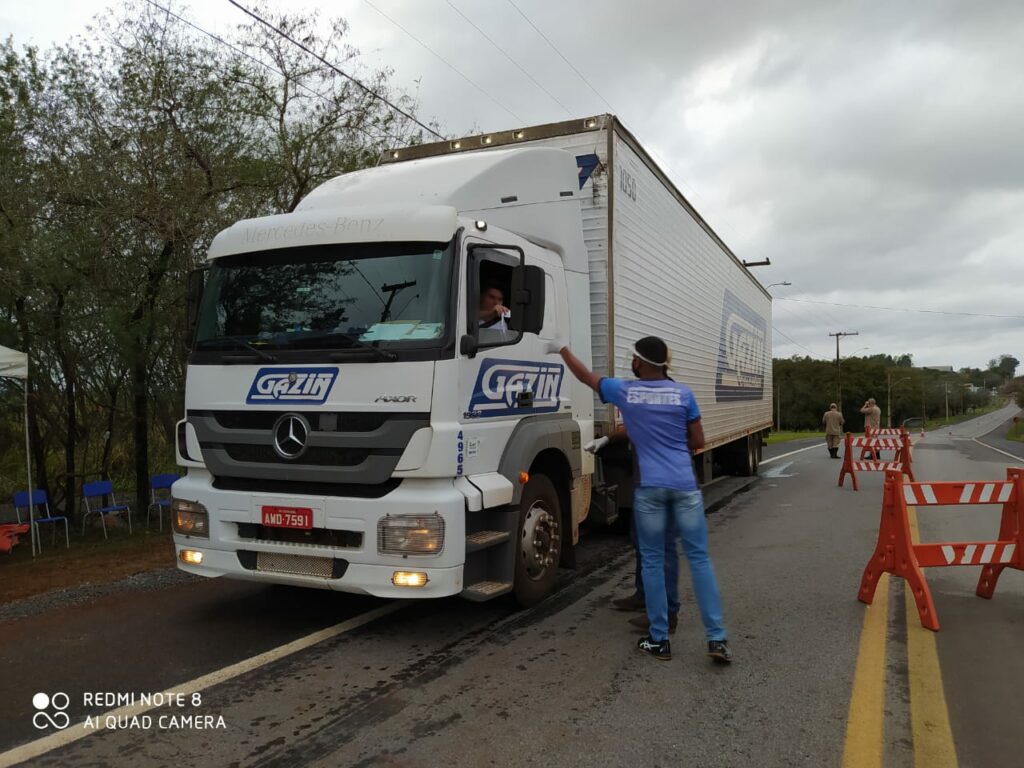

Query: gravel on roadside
left=0, top=567, right=200, bottom=624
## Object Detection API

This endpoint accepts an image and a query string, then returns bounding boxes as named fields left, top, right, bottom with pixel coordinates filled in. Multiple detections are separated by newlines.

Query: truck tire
left=735, top=435, right=758, bottom=477
left=513, top=473, right=561, bottom=607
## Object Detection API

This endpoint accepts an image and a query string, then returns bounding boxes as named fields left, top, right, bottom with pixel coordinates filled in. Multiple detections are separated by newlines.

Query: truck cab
left=173, top=147, right=594, bottom=606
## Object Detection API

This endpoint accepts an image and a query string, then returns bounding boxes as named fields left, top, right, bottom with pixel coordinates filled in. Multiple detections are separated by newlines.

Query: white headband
left=632, top=344, right=671, bottom=369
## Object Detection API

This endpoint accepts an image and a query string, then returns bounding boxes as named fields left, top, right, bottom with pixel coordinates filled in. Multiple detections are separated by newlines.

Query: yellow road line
left=906, top=506, right=958, bottom=768
left=841, top=573, right=889, bottom=768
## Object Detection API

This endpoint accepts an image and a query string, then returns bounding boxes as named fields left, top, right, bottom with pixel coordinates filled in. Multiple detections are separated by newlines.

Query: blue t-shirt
left=598, top=377, right=702, bottom=491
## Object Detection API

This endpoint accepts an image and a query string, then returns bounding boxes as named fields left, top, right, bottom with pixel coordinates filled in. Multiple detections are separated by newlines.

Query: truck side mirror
left=508, top=265, right=545, bottom=335
left=184, top=267, right=206, bottom=351
left=460, top=334, right=478, bottom=358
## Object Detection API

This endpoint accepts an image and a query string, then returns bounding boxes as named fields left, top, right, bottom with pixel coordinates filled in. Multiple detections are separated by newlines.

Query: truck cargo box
left=383, top=115, right=772, bottom=451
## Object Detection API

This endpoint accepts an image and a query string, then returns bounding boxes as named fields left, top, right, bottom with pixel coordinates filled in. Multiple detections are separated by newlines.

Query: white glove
left=544, top=337, right=567, bottom=355
left=584, top=436, right=610, bottom=454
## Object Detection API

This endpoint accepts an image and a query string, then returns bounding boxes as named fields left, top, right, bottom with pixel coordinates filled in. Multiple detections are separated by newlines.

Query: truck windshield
left=194, top=241, right=454, bottom=355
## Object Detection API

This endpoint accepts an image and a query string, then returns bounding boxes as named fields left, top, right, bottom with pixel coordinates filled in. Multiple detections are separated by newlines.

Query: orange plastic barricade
left=858, top=468, right=1024, bottom=631
left=0, top=523, right=30, bottom=554
left=859, top=426, right=909, bottom=460
left=838, top=432, right=915, bottom=490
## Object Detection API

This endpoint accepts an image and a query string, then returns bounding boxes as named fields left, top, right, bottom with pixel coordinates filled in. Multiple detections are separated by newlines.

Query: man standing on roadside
left=822, top=403, right=845, bottom=459
left=860, top=398, right=882, bottom=459
left=548, top=335, right=730, bottom=664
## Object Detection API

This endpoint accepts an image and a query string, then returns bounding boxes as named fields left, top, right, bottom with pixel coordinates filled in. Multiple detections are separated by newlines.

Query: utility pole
left=944, top=382, right=950, bottom=423
left=887, top=371, right=911, bottom=428
left=829, top=331, right=859, bottom=408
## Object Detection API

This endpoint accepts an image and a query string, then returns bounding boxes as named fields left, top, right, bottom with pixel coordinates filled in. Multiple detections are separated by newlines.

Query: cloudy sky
left=5, top=0, right=1023, bottom=371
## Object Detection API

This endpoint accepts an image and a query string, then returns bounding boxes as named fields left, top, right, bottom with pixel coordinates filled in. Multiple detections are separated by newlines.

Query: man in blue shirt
left=552, top=335, right=730, bottom=663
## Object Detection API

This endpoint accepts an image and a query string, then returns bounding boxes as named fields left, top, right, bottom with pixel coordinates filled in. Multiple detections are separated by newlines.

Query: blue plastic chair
left=81, top=480, right=132, bottom=538
left=13, top=489, right=69, bottom=550
left=147, top=473, right=180, bottom=532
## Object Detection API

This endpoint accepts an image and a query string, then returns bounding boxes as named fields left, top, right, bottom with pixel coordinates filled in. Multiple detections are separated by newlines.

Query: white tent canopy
left=1, top=344, right=36, bottom=556
left=0, top=345, right=27, bottom=380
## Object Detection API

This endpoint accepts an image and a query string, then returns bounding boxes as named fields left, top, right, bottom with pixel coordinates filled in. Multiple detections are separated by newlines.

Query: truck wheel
left=513, top=474, right=561, bottom=607
left=736, top=435, right=757, bottom=477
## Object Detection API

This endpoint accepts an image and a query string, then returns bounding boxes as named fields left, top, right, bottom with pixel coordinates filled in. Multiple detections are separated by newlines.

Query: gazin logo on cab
left=246, top=367, right=338, bottom=405
left=468, top=359, right=564, bottom=418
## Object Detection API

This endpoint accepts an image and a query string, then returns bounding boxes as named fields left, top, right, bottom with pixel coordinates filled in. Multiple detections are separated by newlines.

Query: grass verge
left=0, top=521, right=175, bottom=604
left=767, top=430, right=826, bottom=445
left=921, top=402, right=1003, bottom=431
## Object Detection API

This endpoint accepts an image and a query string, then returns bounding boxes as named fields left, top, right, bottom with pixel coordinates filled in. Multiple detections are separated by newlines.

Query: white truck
left=172, top=114, right=772, bottom=606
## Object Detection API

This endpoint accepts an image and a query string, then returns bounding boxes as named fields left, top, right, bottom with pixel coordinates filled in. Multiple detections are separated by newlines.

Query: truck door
left=456, top=242, right=563, bottom=476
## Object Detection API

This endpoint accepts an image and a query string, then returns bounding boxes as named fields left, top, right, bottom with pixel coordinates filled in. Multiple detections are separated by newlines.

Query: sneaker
left=707, top=639, right=732, bottom=664
left=611, top=592, right=646, bottom=612
left=637, top=635, right=671, bottom=661
left=628, top=613, right=678, bottom=634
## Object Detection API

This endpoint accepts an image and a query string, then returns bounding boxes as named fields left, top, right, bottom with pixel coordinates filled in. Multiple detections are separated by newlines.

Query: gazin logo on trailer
left=246, top=367, right=338, bottom=405
left=714, top=290, right=767, bottom=402
left=467, top=359, right=564, bottom=418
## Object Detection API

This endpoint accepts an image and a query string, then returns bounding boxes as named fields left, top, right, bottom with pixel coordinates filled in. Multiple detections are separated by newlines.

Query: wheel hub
left=521, top=501, right=560, bottom=580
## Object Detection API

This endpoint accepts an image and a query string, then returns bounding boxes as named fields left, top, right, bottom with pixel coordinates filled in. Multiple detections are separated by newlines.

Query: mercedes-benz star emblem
left=272, top=414, right=310, bottom=460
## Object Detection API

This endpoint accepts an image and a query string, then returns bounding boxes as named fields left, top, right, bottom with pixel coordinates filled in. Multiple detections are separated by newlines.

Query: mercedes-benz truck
left=172, top=115, right=772, bottom=606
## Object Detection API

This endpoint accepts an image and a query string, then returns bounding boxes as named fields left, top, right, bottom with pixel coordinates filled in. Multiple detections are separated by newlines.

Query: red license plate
left=262, top=506, right=313, bottom=529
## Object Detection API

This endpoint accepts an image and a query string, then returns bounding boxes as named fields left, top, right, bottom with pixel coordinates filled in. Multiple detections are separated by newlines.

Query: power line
left=225, top=0, right=444, bottom=140
left=142, top=0, right=406, bottom=150
left=444, top=0, right=573, bottom=118
left=778, top=296, right=1024, bottom=320
left=363, top=0, right=522, bottom=124
left=772, top=324, right=823, bottom=359
left=501, top=1, right=760, bottom=265
left=776, top=295, right=849, bottom=346
left=771, top=305, right=828, bottom=358
left=505, top=0, right=613, bottom=112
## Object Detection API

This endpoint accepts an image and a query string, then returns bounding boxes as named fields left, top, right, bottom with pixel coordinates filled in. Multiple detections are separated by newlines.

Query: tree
left=988, top=355, right=1019, bottom=382
left=0, top=1, right=432, bottom=513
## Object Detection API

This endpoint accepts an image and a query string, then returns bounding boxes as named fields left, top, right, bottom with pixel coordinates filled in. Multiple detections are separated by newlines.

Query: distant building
left=923, top=365, right=954, bottom=372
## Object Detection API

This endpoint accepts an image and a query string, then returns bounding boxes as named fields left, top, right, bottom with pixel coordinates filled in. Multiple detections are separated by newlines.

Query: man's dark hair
left=635, top=336, right=669, bottom=367
left=482, top=281, right=504, bottom=296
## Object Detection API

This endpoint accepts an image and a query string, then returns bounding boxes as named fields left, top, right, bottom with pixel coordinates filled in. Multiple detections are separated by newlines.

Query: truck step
left=465, top=530, right=510, bottom=552
left=462, top=580, right=513, bottom=601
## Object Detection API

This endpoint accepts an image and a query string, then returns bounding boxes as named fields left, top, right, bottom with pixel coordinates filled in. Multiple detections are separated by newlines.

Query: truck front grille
left=188, top=410, right=429, bottom=486
left=224, top=444, right=374, bottom=467
left=211, top=411, right=403, bottom=432
left=236, top=523, right=363, bottom=549
left=237, top=550, right=348, bottom=579
left=212, top=477, right=401, bottom=498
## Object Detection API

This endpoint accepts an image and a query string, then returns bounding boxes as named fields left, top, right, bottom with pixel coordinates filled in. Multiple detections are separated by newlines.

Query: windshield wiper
left=317, top=331, right=398, bottom=361
left=197, top=335, right=277, bottom=362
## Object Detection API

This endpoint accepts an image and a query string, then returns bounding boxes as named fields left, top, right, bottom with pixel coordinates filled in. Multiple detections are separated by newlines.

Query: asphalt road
left=1, top=408, right=1022, bottom=767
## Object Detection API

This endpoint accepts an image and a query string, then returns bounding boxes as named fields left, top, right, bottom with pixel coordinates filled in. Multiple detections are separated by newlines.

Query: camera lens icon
left=32, top=692, right=70, bottom=730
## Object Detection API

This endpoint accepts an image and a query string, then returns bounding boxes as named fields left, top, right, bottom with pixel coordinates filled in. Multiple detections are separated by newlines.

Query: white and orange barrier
left=859, top=426, right=909, bottom=460
left=858, top=468, right=1024, bottom=631
left=839, top=432, right=915, bottom=490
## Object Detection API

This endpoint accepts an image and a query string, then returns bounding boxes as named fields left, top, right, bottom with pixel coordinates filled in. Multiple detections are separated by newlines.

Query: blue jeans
left=634, top=486, right=726, bottom=643
left=631, top=507, right=678, bottom=602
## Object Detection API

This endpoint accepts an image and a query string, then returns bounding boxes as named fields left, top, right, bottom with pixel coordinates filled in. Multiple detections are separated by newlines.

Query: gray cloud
left=11, top=0, right=1024, bottom=369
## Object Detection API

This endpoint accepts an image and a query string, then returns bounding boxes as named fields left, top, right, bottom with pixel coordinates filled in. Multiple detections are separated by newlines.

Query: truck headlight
left=172, top=499, right=210, bottom=538
left=378, top=513, right=445, bottom=555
